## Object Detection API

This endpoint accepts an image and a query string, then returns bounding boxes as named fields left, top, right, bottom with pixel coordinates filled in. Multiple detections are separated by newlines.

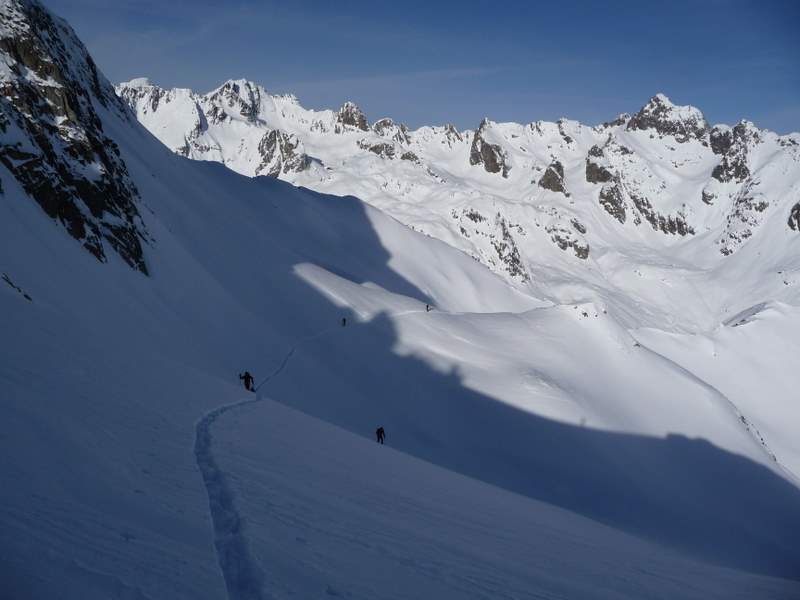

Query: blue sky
left=47, top=0, right=799, bottom=132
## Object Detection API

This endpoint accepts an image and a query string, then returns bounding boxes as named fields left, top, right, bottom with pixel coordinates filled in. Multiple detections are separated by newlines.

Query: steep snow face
left=117, top=79, right=800, bottom=330
left=1, top=0, right=149, bottom=272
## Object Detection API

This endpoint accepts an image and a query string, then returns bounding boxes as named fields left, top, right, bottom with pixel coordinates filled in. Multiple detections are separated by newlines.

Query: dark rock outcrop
left=469, top=119, right=510, bottom=177
left=358, top=140, right=396, bottom=159
left=709, top=126, right=733, bottom=156
left=491, top=215, right=528, bottom=280
left=547, top=224, right=590, bottom=259
left=629, top=192, right=694, bottom=236
left=255, top=130, right=309, bottom=177
left=711, top=123, right=756, bottom=184
left=557, top=119, right=574, bottom=145
left=208, top=80, right=262, bottom=122
left=598, top=179, right=693, bottom=235
left=336, top=101, right=369, bottom=132
left=0, top=0, right=149, bottom=273
left=443, top=124, right=463, bottom=145
left=718, top=183, right=770, bottom=255
left=116, top=78, right=165, bottom=115
left=585, top=146, right=613, bottom=184
left=372, top=118, right=410, bottom=144
left=539, top=160, right=569, bottom=195
left=599, top=181, right=627, bottom=224
left=789, top=202, right=800, bottom=231
left=571, top=218, right=587, bottom=235
left=586, top=160, right=613, bottom=184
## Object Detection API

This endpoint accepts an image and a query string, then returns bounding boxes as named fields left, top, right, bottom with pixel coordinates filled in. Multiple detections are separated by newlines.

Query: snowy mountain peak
left=627, top=93, right=708, bottom=142
left=337, top=100, right=369, bottom=131
left=206, top=78, right=266, bottom=122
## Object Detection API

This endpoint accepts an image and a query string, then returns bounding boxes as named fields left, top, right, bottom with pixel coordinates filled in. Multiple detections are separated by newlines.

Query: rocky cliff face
left=1, top=0, right=149, bottom=273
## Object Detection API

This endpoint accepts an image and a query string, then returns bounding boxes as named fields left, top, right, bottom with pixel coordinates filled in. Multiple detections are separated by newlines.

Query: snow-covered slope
left=117, top=79, right=800, bottom=331
left=208, top=400, right=796, bottom=599
left=2, top=1, right=800, bottom=598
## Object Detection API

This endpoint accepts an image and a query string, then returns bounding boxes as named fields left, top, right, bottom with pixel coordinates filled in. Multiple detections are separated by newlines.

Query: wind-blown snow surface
left=2, top=1, right=800, bottom=598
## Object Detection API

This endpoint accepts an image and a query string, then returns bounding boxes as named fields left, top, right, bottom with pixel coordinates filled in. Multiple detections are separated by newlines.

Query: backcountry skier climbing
left=376, top=426, right=385, bottom=444
left=239, top=370, right=255, bottom=392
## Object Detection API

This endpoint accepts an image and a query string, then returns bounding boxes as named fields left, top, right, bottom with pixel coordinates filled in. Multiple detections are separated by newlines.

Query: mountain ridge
left=117, top=76, right=800, bottom=331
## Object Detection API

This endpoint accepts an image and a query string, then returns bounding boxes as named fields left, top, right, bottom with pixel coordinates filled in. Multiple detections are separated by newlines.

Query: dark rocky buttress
left=539, top=160, right=569, bottom=195
left=469, top=119, right=510, bottom=177
left=337, top=101, right=369, bottom=132
left=0, top=0, right=150, bottom=273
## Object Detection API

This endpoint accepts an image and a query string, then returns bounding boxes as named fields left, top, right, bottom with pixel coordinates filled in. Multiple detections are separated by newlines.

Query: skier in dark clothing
left=376, top=426, right=385, bottom=444
left=426, top=304, right=431, bottom=312
left=342, top=317, right=347, bottom=327
left=239, top=371, right=255, bottom=392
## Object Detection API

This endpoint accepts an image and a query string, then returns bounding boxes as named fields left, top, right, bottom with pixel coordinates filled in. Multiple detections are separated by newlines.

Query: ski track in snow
left=193, top=311, right=423, bottom=600
left=195, top=309, right=790, bottom=600
left=194, top=398, right=267, bottom=600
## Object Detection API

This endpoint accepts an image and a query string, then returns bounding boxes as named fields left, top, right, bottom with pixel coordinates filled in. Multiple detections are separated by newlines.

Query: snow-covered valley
left=2, top=1, right=800, bottom=598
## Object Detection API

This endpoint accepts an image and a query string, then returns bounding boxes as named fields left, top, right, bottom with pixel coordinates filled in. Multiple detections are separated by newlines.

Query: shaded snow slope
left=634, top=301, right=800, bottom=478
left=210, top=398, right=800, bottom=599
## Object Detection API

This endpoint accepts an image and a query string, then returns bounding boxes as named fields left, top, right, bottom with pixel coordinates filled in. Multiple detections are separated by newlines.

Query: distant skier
left=375, top=426, right=385, bottom=445
left=239, top=370, right=255, bottom=392
left=341, top=317, right=347, bottom=327
left=426, top=304, right=431, bottom=312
